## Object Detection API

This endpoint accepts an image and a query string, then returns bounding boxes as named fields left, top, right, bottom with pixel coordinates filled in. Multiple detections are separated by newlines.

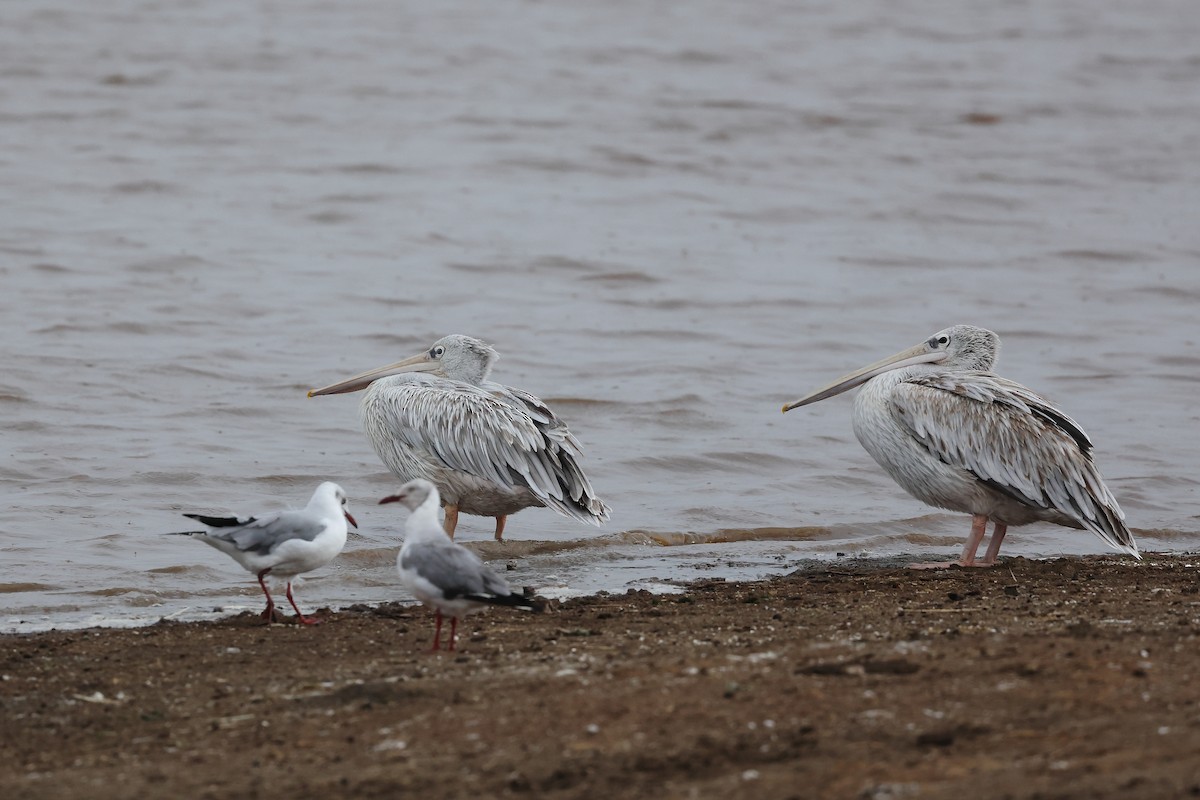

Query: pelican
left=782, top=325, right=1140, bottom=568
left=309, top=334, right=610, bottom=541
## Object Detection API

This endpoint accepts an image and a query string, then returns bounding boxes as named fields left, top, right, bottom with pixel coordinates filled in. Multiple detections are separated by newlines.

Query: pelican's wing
left=891, top=372, right=1137, bottom=556
left=495, top=385, right=585, bottom=457
left=367, top=377, right=610, bottom=524
left=191, top=510, right=326, bottom=555
left=494, top=384, right=610, bottom=521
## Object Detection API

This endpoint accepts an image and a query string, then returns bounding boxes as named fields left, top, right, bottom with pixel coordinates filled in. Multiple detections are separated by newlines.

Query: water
left=3, top=0, right=1199, bottom=632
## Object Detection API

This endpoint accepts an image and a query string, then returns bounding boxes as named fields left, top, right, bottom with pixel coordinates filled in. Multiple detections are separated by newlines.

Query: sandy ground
left=4, top=556, right=1200, bottom=800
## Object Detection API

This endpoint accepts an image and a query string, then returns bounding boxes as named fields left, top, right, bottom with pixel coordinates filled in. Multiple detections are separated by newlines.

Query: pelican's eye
left=935, top=334, right=950, bottom=347
left=431, top=345, right=445, bottom=358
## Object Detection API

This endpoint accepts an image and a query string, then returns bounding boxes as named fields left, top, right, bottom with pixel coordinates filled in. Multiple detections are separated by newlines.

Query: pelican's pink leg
left=980, top=522, right=1009, bottom=566
left=910, top=514, right=992, bottom=569
left=494, top=515, right=507, bottom=542
left=285, top=581, right=319, bottom=625
left=958, top=514, right=989, bottom=566
left=443, top=506, right=459, bottom=540
left=448, top=617, right=459, bottom=651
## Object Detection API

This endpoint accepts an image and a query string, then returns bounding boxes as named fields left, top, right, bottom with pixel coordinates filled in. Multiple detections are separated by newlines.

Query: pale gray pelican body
left=309, top=335, right=610, bottom=541
left=783, top=325, right=1139, bottom=568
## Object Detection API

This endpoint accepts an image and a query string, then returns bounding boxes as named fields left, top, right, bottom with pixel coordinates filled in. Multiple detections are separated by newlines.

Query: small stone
left=916, top=729, right=955, bottom=747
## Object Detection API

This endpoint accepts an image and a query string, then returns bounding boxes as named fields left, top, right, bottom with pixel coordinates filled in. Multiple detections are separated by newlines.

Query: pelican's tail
left=501, top=385, right=611, bottom=527
left=542, top=490, right=611, bottom=527
left=1084, top=502, right=1141, bottom=560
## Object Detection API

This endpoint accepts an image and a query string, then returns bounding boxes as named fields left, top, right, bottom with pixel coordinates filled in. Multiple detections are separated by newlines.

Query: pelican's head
left=308, top=334, right=499, bottom=396
left=782, top=324, right=999, bottom=412
left=378, top=478, right=439, bottom=512
left=434, top=334, right=499, bottom=384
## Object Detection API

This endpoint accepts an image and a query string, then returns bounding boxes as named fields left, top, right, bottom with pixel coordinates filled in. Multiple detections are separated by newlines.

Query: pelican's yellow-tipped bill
left=782, top=343, right=947, bottom=412
left=309, top=352, right=438, bottom=397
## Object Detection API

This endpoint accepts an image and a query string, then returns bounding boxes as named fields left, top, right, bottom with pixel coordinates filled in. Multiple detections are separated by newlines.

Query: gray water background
left=2, top=0, right=1198, bottom=631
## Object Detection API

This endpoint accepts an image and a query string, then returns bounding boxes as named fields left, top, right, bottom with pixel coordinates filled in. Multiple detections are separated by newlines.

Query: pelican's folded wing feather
left=889, top=372, right=1137, bottom=556
left=365, top=377, right=609, bottom=524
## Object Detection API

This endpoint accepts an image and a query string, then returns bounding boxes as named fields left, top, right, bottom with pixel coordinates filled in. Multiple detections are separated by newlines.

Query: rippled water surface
left=3, top=0, right=1199, bottom=631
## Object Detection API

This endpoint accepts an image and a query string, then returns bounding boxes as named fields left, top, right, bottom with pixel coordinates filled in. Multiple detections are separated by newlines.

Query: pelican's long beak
left=782, top=343, right=947, bottom=412
left=344, top=511, right=358, bottom=529
left=308, top=352, right=437, bottom=397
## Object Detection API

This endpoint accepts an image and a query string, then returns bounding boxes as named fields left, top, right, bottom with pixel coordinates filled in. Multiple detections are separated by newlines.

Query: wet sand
left=4, top=556, right=1200, bottom=799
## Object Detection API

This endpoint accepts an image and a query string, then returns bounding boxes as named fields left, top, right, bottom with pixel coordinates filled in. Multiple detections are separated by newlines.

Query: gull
left=782, top=325, right=1140, bottom=568
left=381, top=478, right=544, bottom=651
left=173, top=481, right=357, bottom=623
left=309, top=334, right=610, bottom=541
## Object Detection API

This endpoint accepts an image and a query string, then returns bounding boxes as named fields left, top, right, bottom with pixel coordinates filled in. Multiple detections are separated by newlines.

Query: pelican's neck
left=852, top=365, right=933, bottom=413
left=863, top=366, right=913, bottom=393
left=441, top=367, right=486, bottom=387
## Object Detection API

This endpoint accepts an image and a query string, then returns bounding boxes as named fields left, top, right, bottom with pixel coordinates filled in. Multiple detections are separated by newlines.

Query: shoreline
left=7, top=545, right=1168, bottom=637
left=4, top=555, right=1200, bottom=799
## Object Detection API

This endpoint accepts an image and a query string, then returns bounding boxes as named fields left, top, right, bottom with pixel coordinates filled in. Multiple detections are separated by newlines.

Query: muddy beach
left=4, top=556, right=1200, bottom=799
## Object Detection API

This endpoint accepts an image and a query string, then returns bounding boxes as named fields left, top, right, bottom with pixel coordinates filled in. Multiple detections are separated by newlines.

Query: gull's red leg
left=256, top=569, right=278, bottom=623
left=431, top=610, right=443, bottom=652
left=285, top=581, right=319, bottom=625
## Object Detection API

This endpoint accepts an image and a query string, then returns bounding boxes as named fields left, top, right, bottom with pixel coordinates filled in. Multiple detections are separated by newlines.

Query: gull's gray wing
left=401, top=541, right=512, bottom=600
left=199, top=510, right=327, bottom=555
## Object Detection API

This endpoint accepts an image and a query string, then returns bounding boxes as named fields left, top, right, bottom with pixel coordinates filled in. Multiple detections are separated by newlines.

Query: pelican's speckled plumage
left=310, top=335, right=609, bottom=541
left=783, top=325, right=1139, bottom=567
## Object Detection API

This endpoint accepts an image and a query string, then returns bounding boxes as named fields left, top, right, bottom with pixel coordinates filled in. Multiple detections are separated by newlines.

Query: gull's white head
left=312, top=481, right=358, bottom=528
left=378, top=478, right=439, bottom=512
